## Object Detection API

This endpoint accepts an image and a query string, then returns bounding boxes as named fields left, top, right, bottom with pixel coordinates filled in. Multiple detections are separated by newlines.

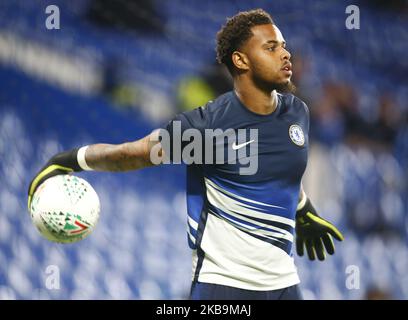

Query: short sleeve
left=159, top=107, right=208, bottom=164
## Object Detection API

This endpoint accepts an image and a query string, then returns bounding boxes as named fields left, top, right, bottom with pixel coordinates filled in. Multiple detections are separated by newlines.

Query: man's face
left=241, top=24, right=293, bottom=91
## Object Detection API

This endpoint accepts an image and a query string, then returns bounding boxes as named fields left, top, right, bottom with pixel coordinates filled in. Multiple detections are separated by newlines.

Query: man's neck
left=234, top=82, right=278, bottom=115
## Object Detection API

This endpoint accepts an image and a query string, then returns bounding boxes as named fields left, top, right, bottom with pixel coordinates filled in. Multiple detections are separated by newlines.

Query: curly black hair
left=216, top=9, right=274, bottom=74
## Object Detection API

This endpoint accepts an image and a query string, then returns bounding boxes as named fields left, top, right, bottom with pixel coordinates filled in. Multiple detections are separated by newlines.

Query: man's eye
left=267, top=47, right=276, bottom=51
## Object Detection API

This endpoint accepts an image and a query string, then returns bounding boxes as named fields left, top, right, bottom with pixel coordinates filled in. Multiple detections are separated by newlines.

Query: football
left=29, top=174, right=100, bottom=243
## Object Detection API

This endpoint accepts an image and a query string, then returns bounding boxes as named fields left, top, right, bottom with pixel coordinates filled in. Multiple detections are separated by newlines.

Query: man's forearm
left=85, top=135, right=156, bottom=172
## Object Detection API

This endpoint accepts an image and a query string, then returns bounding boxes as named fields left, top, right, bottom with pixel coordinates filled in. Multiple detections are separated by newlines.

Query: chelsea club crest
left=289, top=124, right=305, bottom=146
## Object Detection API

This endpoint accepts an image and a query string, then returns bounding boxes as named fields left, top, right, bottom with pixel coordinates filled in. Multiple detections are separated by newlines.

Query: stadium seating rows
left=1, top=65, right=407, bottom=299
left=0, top=0, right=406, bottom=299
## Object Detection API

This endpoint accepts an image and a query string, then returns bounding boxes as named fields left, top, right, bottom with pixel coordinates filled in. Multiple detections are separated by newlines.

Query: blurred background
left=0, top=0, right=407, bottom=300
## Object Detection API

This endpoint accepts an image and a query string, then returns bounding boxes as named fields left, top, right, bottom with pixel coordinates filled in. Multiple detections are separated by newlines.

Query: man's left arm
left=295, top=184, right=344, bottom=261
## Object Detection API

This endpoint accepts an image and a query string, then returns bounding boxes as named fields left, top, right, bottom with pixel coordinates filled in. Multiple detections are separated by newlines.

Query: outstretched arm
left=28, top=130, right=163, bottom=209
left=84, top=130, right=161, bottom=172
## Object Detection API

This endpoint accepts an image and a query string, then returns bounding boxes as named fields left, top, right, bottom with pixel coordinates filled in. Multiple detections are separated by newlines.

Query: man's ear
left=232, top=51, right=250, bottom=71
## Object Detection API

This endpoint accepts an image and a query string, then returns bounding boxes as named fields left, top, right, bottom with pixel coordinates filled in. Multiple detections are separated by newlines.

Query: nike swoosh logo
left=232, top=140, right=255, bottom=150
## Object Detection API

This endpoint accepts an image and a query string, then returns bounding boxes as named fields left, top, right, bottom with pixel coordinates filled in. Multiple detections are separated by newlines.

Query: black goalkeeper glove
left=295, top=198, right=344, bottom=261
left=27, top=148, right=83, bottom=210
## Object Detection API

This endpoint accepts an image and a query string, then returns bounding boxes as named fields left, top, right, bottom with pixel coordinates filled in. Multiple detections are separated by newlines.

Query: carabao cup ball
left=29, top=174, right=100, bottom=243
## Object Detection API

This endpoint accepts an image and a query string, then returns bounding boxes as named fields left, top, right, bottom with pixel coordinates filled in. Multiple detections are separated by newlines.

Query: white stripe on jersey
left=187, top=214, right=199, bottom=244
left=188, top=216, right=198, bottom=230
left=205, top=178, right=295, bottom=234
left=205, top=178, right=288, bottom=210
left=187, top=229, right=196, bottom=244
left=208, top=208, right=288, bottom=244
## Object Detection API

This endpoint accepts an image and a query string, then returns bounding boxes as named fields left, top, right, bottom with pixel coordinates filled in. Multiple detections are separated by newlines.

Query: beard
left=275, top=80, right=296, bottom=94
left=252, top=71, right=296, bottom=94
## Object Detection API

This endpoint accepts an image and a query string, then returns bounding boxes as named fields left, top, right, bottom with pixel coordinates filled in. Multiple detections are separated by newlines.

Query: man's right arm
left=84, top=130, right=161, bottom=172
left=28, top=130, right=163, bottom=209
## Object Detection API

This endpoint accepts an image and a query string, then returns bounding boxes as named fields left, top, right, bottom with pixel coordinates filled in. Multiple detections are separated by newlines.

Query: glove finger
left=322, top=234, right=335, bottom=255
left=29, top=166, right=73, bottom=196
left=305, top=212, right=344, bottom=241
left=305, top=239, right=316, bottom=261
left=28, top=167, right=71, bottom=209
left=29, top=169, right=57, bottom=198
left=296, top=237, right=304, bottom=257
left=326, top=224, right=345, bottom=242
left=314, top=238, right=326, bottom=261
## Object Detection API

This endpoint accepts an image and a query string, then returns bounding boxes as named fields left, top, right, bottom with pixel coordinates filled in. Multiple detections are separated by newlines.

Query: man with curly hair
left=28, top=9, right=343, bottom=300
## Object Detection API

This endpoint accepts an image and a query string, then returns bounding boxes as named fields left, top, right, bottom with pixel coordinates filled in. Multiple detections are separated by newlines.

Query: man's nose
left=282, top=48, right=291, bottom=61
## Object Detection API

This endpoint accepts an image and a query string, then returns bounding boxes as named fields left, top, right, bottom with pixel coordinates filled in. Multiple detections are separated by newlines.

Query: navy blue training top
left=161, top=90, right=309, bottom=290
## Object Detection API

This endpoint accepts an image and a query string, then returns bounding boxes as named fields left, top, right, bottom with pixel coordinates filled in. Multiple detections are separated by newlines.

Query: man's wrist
left=77, top=145, right=94, bottom=171
left=297, top=189, right=307, bottom=211
left=296, top=197, right=316, bottom=220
